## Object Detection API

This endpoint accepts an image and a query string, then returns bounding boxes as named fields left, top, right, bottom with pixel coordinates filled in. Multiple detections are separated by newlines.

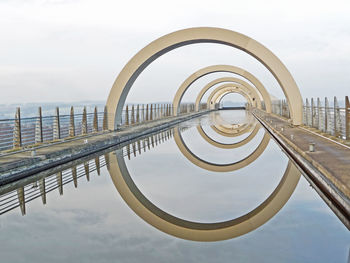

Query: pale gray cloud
left=0, top=0, right=349, bottom=105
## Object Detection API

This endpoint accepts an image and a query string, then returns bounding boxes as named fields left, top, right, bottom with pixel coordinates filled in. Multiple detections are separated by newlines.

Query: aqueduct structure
left=106, top=27, right=303, bottom=130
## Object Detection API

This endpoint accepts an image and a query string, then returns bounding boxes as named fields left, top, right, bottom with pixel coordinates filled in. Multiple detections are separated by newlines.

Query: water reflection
left=0, top=110, right=348, bottom=262
left=105, top=111, right=301, bottom=241
left=107, top=149, right=300, bottom=241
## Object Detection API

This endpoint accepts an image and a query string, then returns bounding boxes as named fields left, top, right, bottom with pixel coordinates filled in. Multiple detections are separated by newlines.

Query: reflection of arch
left=195, top=77, right=264, bottom=111
left=106, top=27, right=303, bottom=130
left=197, top=123, right=261, bottom=149
left=108, top=150, right=300, bottom=241
left=173, top=64, right=272, bottom=116
left=210, top=123, right=254, bottom=137
left=173, top=127, right=270, bottom=172
left=206, top=84, right=254, bottom=110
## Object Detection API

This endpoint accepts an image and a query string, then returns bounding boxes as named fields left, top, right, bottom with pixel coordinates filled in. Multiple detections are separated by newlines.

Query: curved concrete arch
left=106, top=27, right=303, bottom=130
left=212, top=89, right=249, bottom=109
left=173, top=65, right=272, bottom=115
left=173, top=127, right=270, bottom=172
left=195, top=77, right=265, bottom=111
left=107, top=149, right=300, bottom=241
left=206, top=84, right=254, bottom=110
left=197, top=123, right=261, bottom=149
left=210, top=88, right=252, bottom=109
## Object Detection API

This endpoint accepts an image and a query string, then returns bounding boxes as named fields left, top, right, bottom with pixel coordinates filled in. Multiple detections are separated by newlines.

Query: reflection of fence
left=271, top=96, right=350, bottom=140
left=0, top=155, right=107, bottom=216
left=0, top=102, right=206, bottom=152
left=0, top=126, right=189, bottom=216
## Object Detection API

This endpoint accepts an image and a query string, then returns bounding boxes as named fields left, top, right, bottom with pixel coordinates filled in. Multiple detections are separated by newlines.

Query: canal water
left=0, top=110, right=349, bottom=262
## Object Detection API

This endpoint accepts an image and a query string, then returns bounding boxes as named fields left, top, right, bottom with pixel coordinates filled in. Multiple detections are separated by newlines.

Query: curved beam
left=107, top=149, right=300, bottom=241
left=173, top=127, right=270, bottom=172
left=197, top=123, right=261, bottom=149
left=106, top=27, right=303, bottom=130
left=206, top=84, right=254, bottom=110
left=195, top=77, right=265, bottom=111
left=173, top=65, right=272, bottom=116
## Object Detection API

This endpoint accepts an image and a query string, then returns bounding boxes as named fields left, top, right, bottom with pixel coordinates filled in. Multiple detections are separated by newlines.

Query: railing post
left=150, top=104, right=153, bottom=120
left=325, top=97, right=330, bottom=134
left=103, top=106, right=108, bottom=130
left=53, top=107, right=61, bottom=140
left=345, top=96, right=350, bottom=140
left=142, top=104, right=145, bottom=123
left=334, top=96, right=342, bottom=138
left=82, top=106, right=87, bottom=135
left=35, top=106, right=43, bottom=144
left=311, top=98, right=315, bottom=128
left=93, top=106, right=98, bottom=132
left=13, top=107, right=22, bottom=148
left=146, top=104, right=149, bottom=121
left=317, top=98, right=323, bottom=131
left=125, top=105, right=129, bottom=126
left=69, top=106, right=75, bottom=137
left=131, top=105, right=135, bottom=124
left=136, top=104, right=140, bottom=124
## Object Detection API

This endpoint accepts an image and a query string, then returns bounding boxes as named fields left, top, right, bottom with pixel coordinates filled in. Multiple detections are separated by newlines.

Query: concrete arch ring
left=106, top=27, right=303, bottom=130
left=107, top=150, right=300, bottom=241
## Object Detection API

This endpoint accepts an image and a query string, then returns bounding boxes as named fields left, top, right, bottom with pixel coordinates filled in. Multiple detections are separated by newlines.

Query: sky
left=0, top=0, right=349, bottom=105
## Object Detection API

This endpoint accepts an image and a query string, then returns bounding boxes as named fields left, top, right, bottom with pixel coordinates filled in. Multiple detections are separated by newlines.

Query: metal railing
left=271, top=96, right=350, bottom=140
left=0, top=102, right=207, bottom=152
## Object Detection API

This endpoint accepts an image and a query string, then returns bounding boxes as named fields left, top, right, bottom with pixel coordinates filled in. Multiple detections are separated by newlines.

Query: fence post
left=325, top=97, right=330, bottom=134
left=146, top=104, right=149, bottom=121
left=142, top=104, right=145, bottom=123
left=125, top=105, right=129, bottom=126
left=103, top=106, right=108, bottom=131
left=93, top=106, right=98, bottom=132
left=311, top=98, right=315, bottom=128
left=69, top=106, right=75, bottom=137
left=136, top=104, right=140, bottom=124
left=150, top=104, right=153, bottom=120
left=317, top=98, right=323, bottom=131
left=82, top=106, right=87, bottom=135
left=35, top=107, right=43, bottom=144
left=53, top=107, right=60, bottom=140
left=334, top=96, right=342, bottom=138
left=131, top=105, right=135, bottom=124
left=346, top=96, right=350, bottom=140
left=13, top=107, right=22, bottom=148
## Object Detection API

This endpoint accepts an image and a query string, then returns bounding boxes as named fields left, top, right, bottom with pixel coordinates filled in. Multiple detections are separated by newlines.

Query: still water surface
left=0, top=110, right=348, bottom=262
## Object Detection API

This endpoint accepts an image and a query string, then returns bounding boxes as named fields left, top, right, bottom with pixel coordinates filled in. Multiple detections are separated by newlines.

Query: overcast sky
left=0, top=0, right=349, bottom=105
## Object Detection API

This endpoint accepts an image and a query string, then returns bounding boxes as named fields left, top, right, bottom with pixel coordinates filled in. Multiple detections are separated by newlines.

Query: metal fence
left=0, top=102, right=206, bottom=152
left=271, top=96, right=350, bottom=140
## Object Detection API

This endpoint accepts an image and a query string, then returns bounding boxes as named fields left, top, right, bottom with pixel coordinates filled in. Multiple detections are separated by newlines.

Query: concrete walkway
left=253, top=109, right=350, bottom=222
left=0, top=111, right=209, bottom=185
